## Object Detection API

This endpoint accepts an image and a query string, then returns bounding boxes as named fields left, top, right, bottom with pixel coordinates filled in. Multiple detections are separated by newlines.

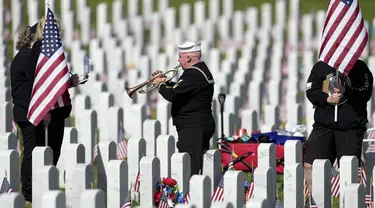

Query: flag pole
left=45, top=0, right=49, bottom=147
left=334, top=69, right=339, bottom=122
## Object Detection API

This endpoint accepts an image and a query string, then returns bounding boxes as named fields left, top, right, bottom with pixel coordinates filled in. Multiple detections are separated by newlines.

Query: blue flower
left=156, top=181, right=161, bottom=189
left=177, top=197, right=184, bottom=203
left=177, top=192, right=184, bottom=199
left=162, top=184, right=166, bottom=188
left=177, top=192, right=185, bottom=203
left=166, top=186, right=172, bottom=194
left=244, top=181, right=249, bottom=187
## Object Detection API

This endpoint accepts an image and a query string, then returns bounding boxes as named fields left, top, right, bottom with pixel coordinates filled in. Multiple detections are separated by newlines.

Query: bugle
left=126, top=64, right=181, bottom=98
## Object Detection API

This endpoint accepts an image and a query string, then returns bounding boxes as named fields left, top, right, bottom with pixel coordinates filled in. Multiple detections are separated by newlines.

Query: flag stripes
left=158, top=191, right=169, bottom=208
left=318, top=0, right=368, bottom=75
left=117, top=125, right=127, bottom=160
left=211, top=174, right=224, bottom=202
left=134, top=171, right=140, bottom=193
left=27, top=8, right=71, bottom=126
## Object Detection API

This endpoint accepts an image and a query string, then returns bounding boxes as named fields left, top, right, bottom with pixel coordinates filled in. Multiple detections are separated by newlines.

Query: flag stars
left=40, top=9, right=64, bottom=58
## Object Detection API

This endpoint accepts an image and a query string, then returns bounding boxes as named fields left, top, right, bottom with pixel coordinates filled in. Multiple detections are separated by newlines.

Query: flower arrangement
left=154, top=177, right=185, bottom=207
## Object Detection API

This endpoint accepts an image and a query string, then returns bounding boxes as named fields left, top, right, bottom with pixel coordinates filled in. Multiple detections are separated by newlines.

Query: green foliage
left=70, top=116, right=75, bottom=127
left=151, top=108, right=157, bottom=120
left=132, top=200, right=140, bottom=207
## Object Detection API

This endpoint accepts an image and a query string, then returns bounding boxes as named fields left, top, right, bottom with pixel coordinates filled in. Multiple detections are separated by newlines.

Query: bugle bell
left=126, top=64, right=181, bottom=98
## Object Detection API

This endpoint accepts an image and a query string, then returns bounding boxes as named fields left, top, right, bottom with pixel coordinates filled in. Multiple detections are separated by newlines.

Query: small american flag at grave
left=211, top=174, right=224, bottom=202
left=92, top=129, right=99, bottom=163
left=117, top=122, right=127, bottom=160
left=331, top=163, right=340, bottom=198
left=158, top=191, right=169, bottom=208
left=246, top=173, right=254, bottom=200
left=0, top=177, right=13, bottom=194
left=121, top=190, right=131, bottom=208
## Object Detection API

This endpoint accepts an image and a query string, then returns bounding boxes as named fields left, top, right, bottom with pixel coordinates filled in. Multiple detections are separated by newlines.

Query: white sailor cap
left=177, top=42, right=201, bottom=53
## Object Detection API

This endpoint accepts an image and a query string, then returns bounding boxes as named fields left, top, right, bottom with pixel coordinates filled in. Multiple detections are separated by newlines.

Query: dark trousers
left=176, top=120, right=216, bottom=175
left=17, top=117, right=65, bottom=202
left=303, top=124, right=365, bottom=167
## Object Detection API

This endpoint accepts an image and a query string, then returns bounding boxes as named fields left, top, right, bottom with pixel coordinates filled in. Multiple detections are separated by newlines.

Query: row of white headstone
left=2, top=0, right=375, bottom=137
left=0, top=132, right=370, bottom=208
left=1, top=1, right=375, bottom=207
left=1, top=0, right=375, bottom=164
left=1, top=46, right=375, bottom=141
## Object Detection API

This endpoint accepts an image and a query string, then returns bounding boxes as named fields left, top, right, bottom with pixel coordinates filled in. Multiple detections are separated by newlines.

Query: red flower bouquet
left=154, top=177, right=185, bottom=207
left=162, top=177, right=177, bottom=186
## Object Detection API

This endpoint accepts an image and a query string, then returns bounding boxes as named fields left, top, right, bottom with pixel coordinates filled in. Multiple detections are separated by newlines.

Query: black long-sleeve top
left=158, top=62, right=215, bottom=127
left=306, top=60, right=373, bottom=130
left=10, top=48, right=34, bottom=122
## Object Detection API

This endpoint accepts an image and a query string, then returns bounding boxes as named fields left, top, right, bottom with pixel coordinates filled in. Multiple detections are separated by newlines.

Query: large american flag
left=318, top=0, right=369, bottom=76
left=27, top=8, right=71, bottom=126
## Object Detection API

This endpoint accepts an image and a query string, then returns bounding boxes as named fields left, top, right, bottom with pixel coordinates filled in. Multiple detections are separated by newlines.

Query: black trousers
left=17, top=116, right=65, bottom=202
left=303, top=123, right=365, bottom=167
left=176, top=120, right=216, bottom=175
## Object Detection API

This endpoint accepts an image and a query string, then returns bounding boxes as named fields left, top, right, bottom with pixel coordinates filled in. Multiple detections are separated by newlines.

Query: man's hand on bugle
left=151, top=70, right=167, bottom=85
left=151, top=70, right=167, bottom=78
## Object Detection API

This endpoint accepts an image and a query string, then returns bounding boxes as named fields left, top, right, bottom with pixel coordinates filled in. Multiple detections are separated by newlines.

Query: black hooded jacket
left=306, top=60, right=373, bottom=130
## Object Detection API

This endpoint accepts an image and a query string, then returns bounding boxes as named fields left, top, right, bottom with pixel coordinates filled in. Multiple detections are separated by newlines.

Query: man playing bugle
left=152, top=42, right=216, bottom=176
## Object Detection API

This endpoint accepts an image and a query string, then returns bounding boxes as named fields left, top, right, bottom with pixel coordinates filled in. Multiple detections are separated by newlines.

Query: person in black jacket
left=303, top=60, right=373, bottom=193
left=11, top=17, right=86, bottom=204
left=11, top=23, right=42, bottom=204
left=152, top=42, right=216, bottom=175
